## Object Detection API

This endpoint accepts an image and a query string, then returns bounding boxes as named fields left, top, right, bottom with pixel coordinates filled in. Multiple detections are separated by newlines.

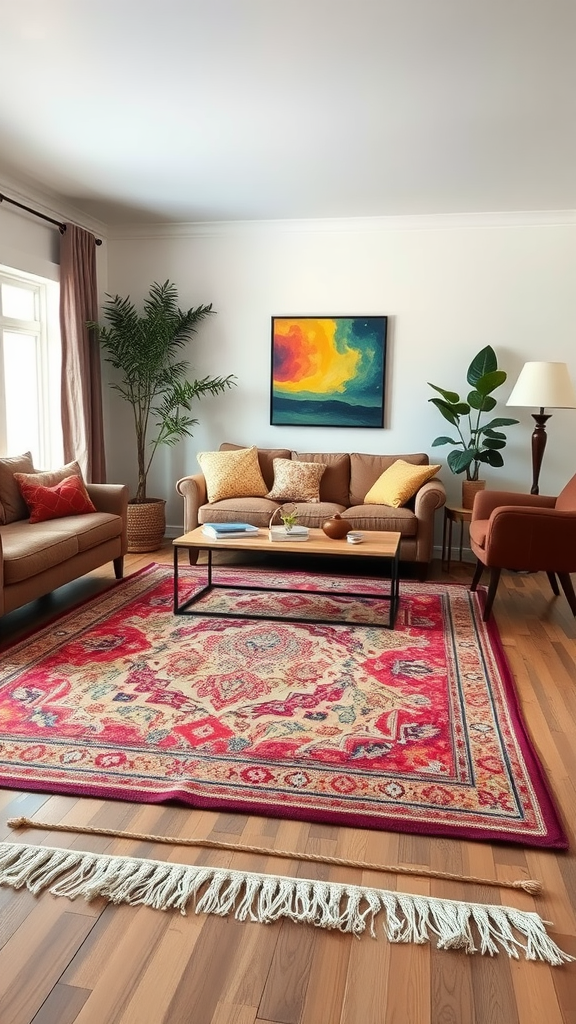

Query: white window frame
left=0, top=265, right=62, bottom=468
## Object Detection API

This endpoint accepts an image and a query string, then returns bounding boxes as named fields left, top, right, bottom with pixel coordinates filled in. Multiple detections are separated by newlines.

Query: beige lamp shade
left=507, top=362, right=576, bottom=409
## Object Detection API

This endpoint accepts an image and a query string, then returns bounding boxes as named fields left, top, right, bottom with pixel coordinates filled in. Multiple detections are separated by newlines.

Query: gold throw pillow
left=364, top=460, right=441, bottom=508
left=197, top=446, right=268, bottom=503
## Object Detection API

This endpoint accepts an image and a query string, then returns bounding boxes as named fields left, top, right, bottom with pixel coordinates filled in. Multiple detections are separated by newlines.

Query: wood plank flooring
left=0, top=545, right=574, bottom=1024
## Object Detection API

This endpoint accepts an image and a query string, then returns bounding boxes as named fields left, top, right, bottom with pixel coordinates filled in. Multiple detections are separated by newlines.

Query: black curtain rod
left=0, top=192, right=102, bottom=245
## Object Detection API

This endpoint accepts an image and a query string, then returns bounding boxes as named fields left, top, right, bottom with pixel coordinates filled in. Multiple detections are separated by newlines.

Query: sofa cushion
left=349, top=453, right=429, bottom=507
left=0, top=521, right=80, bottom=584
left=364, top=460, right=441, bottom=508
left=292, top=452, right=350, bottom=505
left=0, top=452, right=35, bottom=524
left=219, top=443, right=291, bottom=490
left=287, top=501, right=346, bottom=528
left=198, top=497, right=280, bottom=528
left=57, top=512, right=123, bottom=552
left=344, top=505, right=419, bottom=536
left=14, top=473, right=97, bottom=524
left=267, top=459, right=327, bottom=503
left=198, top=446, right=268, bottom=502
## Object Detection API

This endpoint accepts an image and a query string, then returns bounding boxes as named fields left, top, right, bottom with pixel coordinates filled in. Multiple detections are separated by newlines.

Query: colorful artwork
left=270, top=316, right=387, bottom=427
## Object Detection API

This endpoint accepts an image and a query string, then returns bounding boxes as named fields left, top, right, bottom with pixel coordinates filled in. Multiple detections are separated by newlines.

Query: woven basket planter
left=126, top=499, right=166, bottom=553
left=461, top=479, right=486, bottom=510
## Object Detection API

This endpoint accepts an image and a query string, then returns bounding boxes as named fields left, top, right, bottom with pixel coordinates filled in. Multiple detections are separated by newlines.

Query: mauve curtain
left=59, top=223, right=106, bottom=482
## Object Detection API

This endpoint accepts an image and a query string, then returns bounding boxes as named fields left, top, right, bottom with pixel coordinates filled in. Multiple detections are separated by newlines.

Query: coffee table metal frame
left=173, top=528, right=401, bottom=629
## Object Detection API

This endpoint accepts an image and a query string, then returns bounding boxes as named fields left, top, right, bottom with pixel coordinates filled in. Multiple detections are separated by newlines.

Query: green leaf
left=481, top=428, right=506, bottom=439
left=431, top=436, right=459, bottom=446
left=466, top=393, right=497, bottom=412
left=428, top=382, right=460, bottom=403
left=479, top=449, right=505, bottom=467
left=483, top=438, right=506, bottom=449
left=448, top=449, right=476, bottom=474
left=428, top=398, right=459, bottom=425
left=467, top=345, right=497, bottom=386
left=481, top=417, right=519, bottom=429
left=474, top=369, right=507, bottom=395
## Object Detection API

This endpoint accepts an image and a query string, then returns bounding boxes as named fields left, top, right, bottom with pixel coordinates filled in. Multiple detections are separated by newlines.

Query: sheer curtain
left=59, top=223, right=106, bottom=482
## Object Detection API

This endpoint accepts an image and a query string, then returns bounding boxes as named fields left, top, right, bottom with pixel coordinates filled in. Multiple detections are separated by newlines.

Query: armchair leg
left=470, top=560, right=484, bottom=592
left=113, top=556, right=124, bottom=580
left=188, top=550, right=199, bottom=566
left=483, top=567, right=502, bottom=621
left=546, top=571, right=560, bottom=596
left=557, top=573, right=576, bottom=616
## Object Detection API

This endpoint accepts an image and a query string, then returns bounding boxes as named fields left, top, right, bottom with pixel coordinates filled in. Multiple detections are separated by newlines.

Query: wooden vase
left=461, top=479, right=486, bottom=511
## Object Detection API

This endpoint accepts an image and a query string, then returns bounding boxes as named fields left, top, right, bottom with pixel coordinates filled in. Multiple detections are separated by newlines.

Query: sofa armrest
left=176, top=473, right=208, bottom=533
left=0, top=531, right=4, bottom=613
left=87, top=483, right=129, bottom=555
left=412, top=479, right=446, bottom=563
left=87, top=483, right=129, bottom=517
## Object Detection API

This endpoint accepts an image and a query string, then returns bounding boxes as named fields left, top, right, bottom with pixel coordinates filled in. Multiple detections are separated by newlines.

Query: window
left=0, top=266, right=63, bottom=468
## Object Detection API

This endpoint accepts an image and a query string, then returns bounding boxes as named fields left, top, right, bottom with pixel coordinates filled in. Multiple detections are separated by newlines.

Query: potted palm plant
left=428, top=345, right=518, bottom=508
left=90, top=280, right=235, bottom=551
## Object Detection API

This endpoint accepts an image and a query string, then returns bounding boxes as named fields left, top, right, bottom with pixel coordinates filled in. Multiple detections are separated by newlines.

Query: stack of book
left=201, top=522, right=259, bottom=540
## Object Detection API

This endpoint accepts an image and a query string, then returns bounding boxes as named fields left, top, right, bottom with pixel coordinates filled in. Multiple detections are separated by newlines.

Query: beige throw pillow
left=197, top=446, right=268, bottom=503
left=0, top=452, right=35, bottom=524
left=267, top=458, right=327, bottom=503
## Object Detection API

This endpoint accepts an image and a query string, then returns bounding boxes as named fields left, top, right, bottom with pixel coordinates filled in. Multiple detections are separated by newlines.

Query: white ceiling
left=0, top=0, right=574, bottom=226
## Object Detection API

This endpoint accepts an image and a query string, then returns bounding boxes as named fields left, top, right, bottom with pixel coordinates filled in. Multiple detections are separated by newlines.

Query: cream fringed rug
left=0, top=841, right=573, bottom=965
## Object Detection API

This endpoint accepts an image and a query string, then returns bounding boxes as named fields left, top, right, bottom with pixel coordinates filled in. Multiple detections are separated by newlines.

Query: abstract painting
left=270, top=316, right=387, bottom=427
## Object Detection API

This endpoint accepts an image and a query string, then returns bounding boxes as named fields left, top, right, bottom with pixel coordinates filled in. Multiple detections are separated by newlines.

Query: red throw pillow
left=15, top=474, right=97, bottom=524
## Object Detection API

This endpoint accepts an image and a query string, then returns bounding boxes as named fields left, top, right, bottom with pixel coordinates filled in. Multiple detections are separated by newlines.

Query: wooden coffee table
left=173, top=527, right=401, bottom=628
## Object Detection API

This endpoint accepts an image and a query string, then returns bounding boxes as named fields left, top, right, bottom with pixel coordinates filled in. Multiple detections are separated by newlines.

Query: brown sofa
left=0, top=468, right=129, bottom=617
left=176, top=444, right=446, bottom=570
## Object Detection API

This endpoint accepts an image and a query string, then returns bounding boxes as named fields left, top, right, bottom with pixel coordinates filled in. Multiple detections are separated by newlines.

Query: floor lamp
left=506, top=362, right=576, bottom=494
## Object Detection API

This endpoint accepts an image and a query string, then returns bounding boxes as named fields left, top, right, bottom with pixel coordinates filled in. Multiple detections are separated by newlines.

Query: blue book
left=202, top=522, right=258, bottom=532
left=201, top=522, right=259, bottom=539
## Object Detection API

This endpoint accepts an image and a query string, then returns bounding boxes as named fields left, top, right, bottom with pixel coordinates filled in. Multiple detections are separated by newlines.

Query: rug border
left=0, top=563, right=568, bottom=849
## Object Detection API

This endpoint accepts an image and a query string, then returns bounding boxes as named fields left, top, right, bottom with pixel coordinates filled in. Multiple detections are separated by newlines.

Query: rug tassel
left=6, top=817, right=543, bottom=895
left=0, top=842, right=572, bottom=965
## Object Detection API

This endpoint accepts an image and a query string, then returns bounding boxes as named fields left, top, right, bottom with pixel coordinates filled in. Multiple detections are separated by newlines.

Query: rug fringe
left=0, top=842, right=572, bottom=965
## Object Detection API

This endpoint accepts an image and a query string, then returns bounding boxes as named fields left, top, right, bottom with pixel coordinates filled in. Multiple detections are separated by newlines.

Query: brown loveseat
left=0, top=454, right=129, bottom=617
left=176, top=443, right=446, bottom=571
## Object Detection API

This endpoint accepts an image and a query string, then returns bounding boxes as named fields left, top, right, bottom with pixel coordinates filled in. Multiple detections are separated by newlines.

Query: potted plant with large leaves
left=428, top=345, right=518, bottom=508
left=90, top=280, right=235, bottom=551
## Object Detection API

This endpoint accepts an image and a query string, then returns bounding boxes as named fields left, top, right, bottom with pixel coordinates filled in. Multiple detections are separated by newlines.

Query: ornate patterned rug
left=0, top=564, right=566, bottom=847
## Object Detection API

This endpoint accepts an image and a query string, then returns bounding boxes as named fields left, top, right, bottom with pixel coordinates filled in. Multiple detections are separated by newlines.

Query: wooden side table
left=442, top=504, right=473, bottom=571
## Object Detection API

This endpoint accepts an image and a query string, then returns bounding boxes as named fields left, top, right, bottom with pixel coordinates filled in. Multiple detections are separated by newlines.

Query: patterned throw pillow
left=267, top=459, right=327, bottom=503
left=197, top=446, right=269, bottom=503
left=14, top=474, right=97, bottom=524
left=364, top=460, right=441, bottom=508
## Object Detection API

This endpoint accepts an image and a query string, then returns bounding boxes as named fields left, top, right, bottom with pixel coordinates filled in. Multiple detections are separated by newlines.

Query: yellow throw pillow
left=364, top=460, right=441, bottom=507
left=267, top=458, right=327, bottom=503
left=197, top=446, right=268, bottom=503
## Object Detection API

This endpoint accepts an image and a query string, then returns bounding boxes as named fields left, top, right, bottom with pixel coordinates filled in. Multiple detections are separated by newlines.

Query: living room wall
left=2, top=198, right=574, bottom=543
left=106, top=214, right=576, bottom=535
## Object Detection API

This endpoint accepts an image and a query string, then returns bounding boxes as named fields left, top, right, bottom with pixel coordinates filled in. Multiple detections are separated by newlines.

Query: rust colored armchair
left=469, top=474, right=576, bottom=620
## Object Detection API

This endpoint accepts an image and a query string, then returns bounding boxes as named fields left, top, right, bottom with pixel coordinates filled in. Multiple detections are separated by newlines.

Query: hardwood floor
left=0, top=545, right=575, bottom=1024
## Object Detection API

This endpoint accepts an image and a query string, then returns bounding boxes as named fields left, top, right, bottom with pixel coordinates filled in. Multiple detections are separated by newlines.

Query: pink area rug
left=0, top=563, right=566, bottom=847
